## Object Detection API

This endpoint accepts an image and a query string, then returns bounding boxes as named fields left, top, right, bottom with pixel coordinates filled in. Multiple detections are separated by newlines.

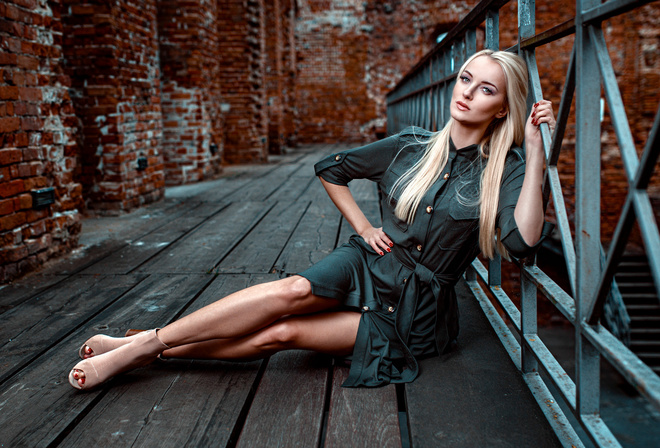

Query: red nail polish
left=379, top=251, right=384, bottom=256
left=387, top=248, right=391, bottom=253
left=534, top=102, right=539, bottom=107
left=389, top=242, right=394, bottom=247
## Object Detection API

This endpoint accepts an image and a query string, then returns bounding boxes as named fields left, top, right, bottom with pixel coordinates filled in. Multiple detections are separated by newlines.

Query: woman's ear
left=495, top=105, right=508, bottom=119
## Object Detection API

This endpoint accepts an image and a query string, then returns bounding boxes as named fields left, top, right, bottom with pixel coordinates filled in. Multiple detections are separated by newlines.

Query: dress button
left=426, top=206, right=433, bottom=214
left=403, top=278, right=407, bottom=283
left=362, top=305, right=370, bottom=311
left=443, top=173, right=450, bottom=180
left=334, top=155, right=341, bottom=161
left=388, top=306, right=395, bottom=313
left=416, top=244, right=422, bottom=252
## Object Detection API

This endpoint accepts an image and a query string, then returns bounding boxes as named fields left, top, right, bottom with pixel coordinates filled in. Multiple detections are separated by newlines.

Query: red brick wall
left=61, top=0, right=165, bottom=213
left=158, top=0, right=223, bottom=184
left=294, top=0, right=480, bottom=144
left=218, top=0, right=268, bottom=163
left=0, top=0, right=83, bottom=282
left=265, top=0, right=295, bottom=154
left=282, top=2, right=297, bottom=147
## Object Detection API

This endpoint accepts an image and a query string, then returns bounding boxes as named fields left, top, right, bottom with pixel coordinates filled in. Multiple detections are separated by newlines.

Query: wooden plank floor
left=0, top=144, right=561, bottom=447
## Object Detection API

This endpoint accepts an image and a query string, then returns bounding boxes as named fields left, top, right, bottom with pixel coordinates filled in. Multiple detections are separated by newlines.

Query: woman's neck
left=450, top=124, right=487, bottom=149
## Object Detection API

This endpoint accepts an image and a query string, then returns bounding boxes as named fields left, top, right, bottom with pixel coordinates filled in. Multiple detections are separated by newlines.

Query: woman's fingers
left=362, top=227, right=392, bottom=256
left=530, top=100, right=556, bottom=131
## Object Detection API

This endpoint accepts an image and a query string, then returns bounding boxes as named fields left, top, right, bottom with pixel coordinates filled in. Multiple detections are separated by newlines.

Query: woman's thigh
left=276, top=310, right=361, bottom=355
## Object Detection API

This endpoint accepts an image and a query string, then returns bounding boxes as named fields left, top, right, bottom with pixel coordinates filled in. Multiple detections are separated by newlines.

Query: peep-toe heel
left=68, top=329, right=170, bottom=390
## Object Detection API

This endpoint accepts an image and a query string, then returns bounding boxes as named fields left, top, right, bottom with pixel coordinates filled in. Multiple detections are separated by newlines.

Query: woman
left=69, top=49, right=555, bottom=390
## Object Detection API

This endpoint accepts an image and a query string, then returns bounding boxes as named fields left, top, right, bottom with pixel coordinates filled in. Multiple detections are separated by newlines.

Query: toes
left=69, top=368, right=86, bottom=390
left=83, top=346, right=94, bottom=359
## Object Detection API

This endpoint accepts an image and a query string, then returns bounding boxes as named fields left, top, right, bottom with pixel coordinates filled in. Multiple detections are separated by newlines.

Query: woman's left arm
left=514, top=100, right=556, bottom=246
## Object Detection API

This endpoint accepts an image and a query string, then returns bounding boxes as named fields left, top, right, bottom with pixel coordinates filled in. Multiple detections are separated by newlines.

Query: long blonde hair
left=391, top=50, right=528, bottom=259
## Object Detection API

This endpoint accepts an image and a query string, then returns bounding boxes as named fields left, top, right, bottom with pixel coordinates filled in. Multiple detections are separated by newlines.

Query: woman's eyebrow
left=462, top=69, right=501, bottom=92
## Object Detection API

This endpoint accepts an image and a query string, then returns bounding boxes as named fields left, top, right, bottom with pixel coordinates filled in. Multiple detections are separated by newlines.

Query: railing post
left=518, top=0, right=539, bottom=377
left=575, top=0, right=602, bottom=426
left=485, top=8, right=499, bottom=51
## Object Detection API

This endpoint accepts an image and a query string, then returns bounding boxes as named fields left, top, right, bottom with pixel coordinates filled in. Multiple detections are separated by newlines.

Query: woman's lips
left=456, top=101, right=470, bottom=111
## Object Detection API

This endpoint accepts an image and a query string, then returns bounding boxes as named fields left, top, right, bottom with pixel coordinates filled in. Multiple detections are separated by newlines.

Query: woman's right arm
left=320, top=178, right=393, bottom=256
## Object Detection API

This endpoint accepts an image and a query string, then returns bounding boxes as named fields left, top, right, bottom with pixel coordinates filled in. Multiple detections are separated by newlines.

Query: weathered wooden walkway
left=0, top=145, right=561, bottom=447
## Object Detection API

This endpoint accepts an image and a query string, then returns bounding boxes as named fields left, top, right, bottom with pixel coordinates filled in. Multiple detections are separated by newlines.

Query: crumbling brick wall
left=265, top=0, right=297, bottom=154
left=0, top=0, right=83, bottom=282
left=218, top=0, right=268, bottom=163
left=294, top=0, right=480, bottom=143
left=158, top=0, right=223, bottom=184
left=61, top=0, right=165, bottom=214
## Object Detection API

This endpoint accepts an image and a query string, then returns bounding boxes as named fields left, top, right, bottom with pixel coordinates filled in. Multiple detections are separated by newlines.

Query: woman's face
left=450, top=56, right=508, bottom=130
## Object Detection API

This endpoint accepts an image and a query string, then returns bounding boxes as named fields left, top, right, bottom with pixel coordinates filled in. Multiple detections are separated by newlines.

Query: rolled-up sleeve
left=314, top=133, right=401, bottom=186
left=497, top=148, right=554, bottom=259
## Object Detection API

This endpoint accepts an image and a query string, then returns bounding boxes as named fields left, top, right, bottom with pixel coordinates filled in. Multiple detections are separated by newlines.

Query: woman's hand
left=524, top=100, right=556, bottom=160
left=360, top=226, right=393, bottom=256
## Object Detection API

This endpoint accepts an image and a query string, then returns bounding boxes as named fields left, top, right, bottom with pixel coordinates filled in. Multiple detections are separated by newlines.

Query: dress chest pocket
left=437, top=200, right=480, bottom=250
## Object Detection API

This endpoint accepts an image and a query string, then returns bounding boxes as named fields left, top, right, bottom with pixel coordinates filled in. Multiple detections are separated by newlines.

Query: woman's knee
left=274, top=276, right=312, bottom=305
left=285, top=275, right=313, bottom=298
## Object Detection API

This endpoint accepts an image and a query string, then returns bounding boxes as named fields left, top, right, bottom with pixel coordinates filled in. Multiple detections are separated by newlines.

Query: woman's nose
left=462, top=86, right=473, bottom=99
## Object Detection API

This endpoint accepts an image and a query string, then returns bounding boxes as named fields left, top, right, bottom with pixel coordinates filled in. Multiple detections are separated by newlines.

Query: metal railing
left=386, top=1, right=660, bottom=446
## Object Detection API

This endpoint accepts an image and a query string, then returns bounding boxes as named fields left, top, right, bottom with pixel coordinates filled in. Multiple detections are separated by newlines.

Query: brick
left=18, top=87, right=42, bottom=102
left=0, top=179, right=24, bottom=198
left=0, top=86, right=19, bottom=100
left=20, top=116, right=43, bottom=131
left=0, top=117, right=20, bottom=133
left=16, top=54, right=40, bottom=71
left=0, top=244, right=28, bottom=263
left=0, top=52, right=18, bottom=65
left=16, top=192, right=32, bottom=210
left=0, top=211, right=26, bottom=232
left=0, top=198, right=14, bottom=216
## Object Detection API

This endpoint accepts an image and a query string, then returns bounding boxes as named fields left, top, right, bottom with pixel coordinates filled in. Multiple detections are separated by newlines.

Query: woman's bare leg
left=156, top=275, right=338, bottom=348
left=162, top=310, right=361, bottom=360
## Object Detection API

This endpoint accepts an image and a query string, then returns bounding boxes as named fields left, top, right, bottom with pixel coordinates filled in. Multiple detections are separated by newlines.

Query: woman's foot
left=78, top=331, right=147, bottom=359
left=68, top=329, right=169, bottom=390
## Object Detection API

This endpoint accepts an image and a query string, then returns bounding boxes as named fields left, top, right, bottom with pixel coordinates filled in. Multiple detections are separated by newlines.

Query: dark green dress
left=299, top=127, right=551, bottom=387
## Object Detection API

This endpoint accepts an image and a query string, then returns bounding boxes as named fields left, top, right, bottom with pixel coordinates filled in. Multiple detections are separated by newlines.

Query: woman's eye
left=481, top=86, right=493, bottom=95
left=460, top=75, right=470, bottom=83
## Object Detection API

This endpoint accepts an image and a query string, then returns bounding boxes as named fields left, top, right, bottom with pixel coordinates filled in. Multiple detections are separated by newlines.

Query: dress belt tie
left=395, top=260, right=458, bottom=346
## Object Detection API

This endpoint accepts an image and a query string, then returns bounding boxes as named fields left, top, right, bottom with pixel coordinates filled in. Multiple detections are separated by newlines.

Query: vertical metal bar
left=518, top=0, right=539, bottom=380
left=521, top=264, right=538, bottom=374
left=488, top=253, right=502, bottom=287
left=466, top=29, right=477, bottom=56
left=518, top=0, right=535, bottom=40
left=485, top=8, right=499, bottom=50
left=575, top=0, right=602, bottom=423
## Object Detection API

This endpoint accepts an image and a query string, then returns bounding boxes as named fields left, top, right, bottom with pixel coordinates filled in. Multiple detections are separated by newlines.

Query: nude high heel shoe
left=68, top=329, right=170, bottom=390
left=78, top=331, right=147, bottom=359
